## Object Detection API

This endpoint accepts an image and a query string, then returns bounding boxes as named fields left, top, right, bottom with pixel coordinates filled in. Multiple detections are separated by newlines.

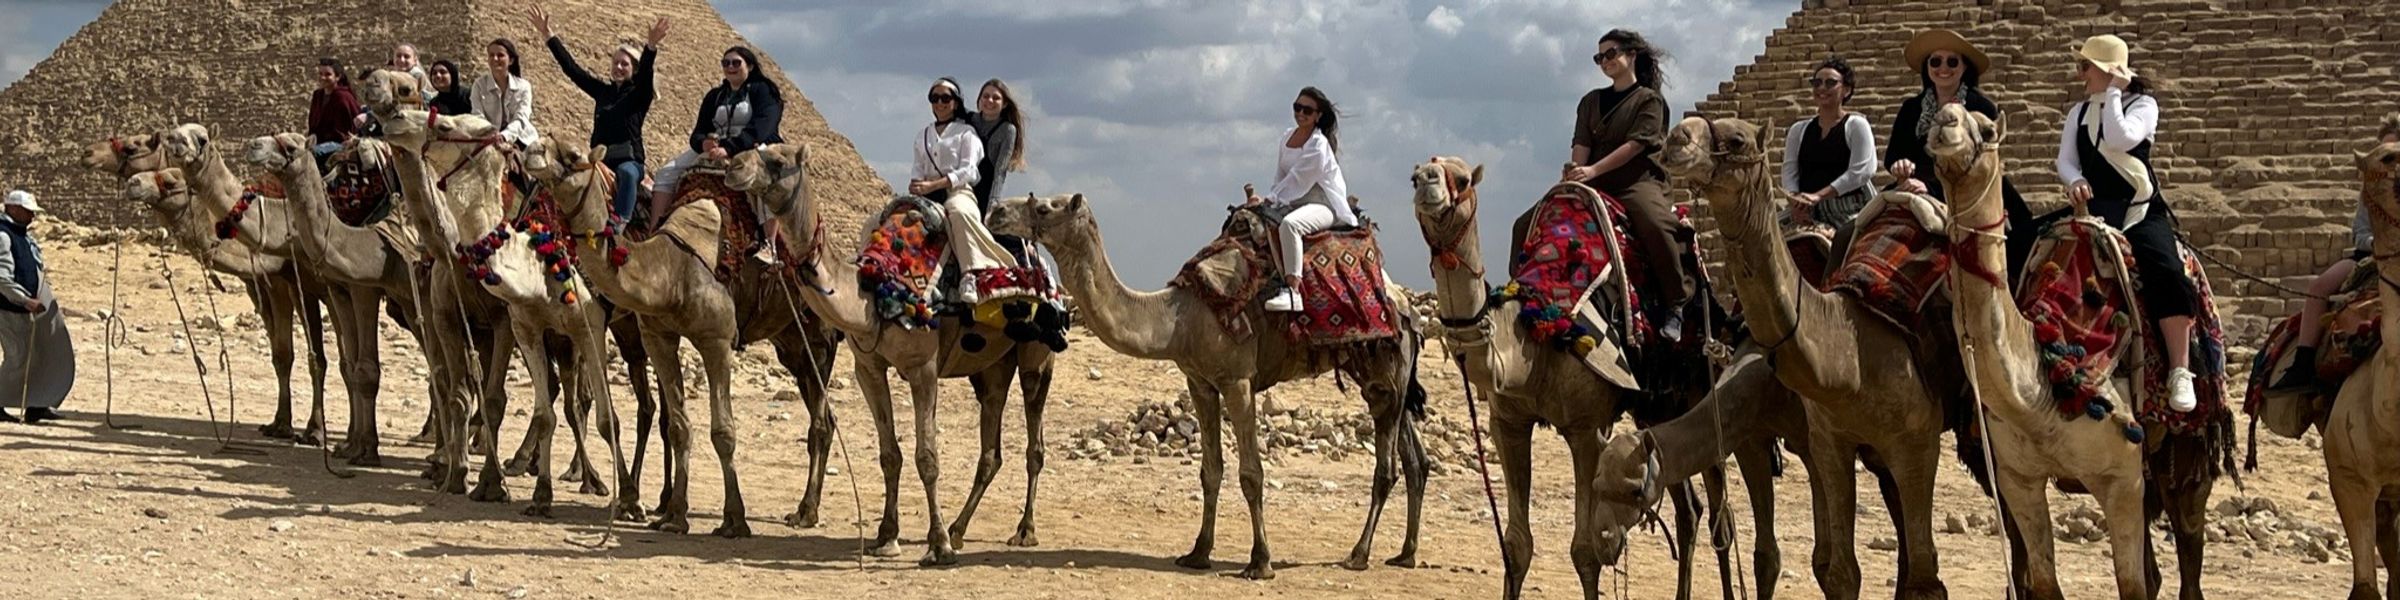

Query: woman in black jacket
left=426, top=60, right=475, bottom=117
left=532, top=8, right=668, bottom=223
left=1888, top=29, right=2040, bottom=277
left=651, top=46, right=783, bottom=214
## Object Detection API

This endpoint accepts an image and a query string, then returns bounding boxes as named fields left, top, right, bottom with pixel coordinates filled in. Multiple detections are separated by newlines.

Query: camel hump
left=658, top=198, right=724, bottom=268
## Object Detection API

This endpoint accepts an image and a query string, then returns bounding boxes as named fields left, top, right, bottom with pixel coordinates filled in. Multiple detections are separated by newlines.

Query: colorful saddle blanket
left=1830, top=193, right=1953, bottom=332
left=856, top=197, right=949, bottom=329
left=1491, top=183, right=1706, bottom=390
left=324, top=140, right=401, bottom=227
left=2017, top=216, right=2228, bottom=436
left=2244, top=259, right=2381, bottom=438
left=1168, top=205, right=1399, bottom=346
left=650, top=169, right=763, bottom=284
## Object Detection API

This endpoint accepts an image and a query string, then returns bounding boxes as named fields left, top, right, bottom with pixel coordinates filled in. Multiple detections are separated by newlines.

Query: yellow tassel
left=1575, top=335, right=1598, bottom=355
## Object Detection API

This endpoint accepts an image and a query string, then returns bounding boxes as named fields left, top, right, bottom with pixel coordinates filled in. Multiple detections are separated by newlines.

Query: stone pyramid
left=1689, top=0, right=2400, bottom=339
left=0, top=0, right=890, bottom=232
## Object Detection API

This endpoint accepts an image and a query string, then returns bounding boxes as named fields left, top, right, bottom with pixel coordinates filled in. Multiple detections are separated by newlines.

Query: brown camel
left=1660, top=116, right=1975, bottom=600
left=2320, top=139, right=2400, bottom=600
left=738, top=155, right=1065, bottom=564
left=988, top=192, right=1427, bottom=580
left=83, top=127, right=333, bottom=445
left=1406, top=157, right=1734, bottom=599
left=516, top=140, right=841, bottom=536
left=1925, top=103, right=2153, bottom=600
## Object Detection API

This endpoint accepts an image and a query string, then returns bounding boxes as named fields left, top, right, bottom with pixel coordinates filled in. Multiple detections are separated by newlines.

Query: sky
left=0, top=0, right=1796, bottom=288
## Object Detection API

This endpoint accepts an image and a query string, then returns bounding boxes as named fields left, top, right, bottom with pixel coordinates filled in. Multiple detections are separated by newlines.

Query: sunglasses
left=1806, top=77, right=1845, bottom=89
left=722, top=58, right=745, bottom=68
left=1291, top=102, right=1319, bottom=115
left=1927, top=55, right=1963, bottom=70
left=929, top=94, right=959, bottom=104
left=1592, top=47, right=1628, bottom=65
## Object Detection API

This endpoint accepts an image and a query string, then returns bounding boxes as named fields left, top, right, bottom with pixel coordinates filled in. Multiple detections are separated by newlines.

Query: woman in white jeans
left=1243, top=87, right=1356, bottom=312
left=910, top=77, right=1015, bottom=305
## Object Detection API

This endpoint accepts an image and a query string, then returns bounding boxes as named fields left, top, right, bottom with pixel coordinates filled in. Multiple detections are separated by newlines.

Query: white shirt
left=1268, top=127, right=1358, bottom=228
left=914, top=120, right=983, bottom=192
left=470, top=73, right=540, bottom=147
left=1780, top=114, right=1879, bottom=196
left=2055, top=88, right=2157, bottom=188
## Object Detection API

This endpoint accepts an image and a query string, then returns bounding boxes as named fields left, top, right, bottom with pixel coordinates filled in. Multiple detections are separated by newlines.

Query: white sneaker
left=2166, top=368, right=2198, bottom=413
left=954, top=272, right=981, bottom=305
left=1264, top=289, right=1304, bottom=312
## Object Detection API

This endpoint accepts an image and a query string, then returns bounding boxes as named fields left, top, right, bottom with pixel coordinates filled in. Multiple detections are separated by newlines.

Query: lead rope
left=1433, top=336, right=1505, bottom=578
left=260, top=180, right=353, bottom=479
left=159, top=250, right=261, bottom=454
left=774, top=249, right=870, bottom=570
left=1699, top=291, right=1751, bottom=600
left=1951, top=190, right=2021, bottom=600
left=104, top=239, right=138, bottom=430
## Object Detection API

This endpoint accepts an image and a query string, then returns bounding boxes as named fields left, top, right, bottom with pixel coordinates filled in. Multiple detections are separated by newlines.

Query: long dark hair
left=982, top=78, right=1027, bottom=171
left=2122, top=75, right=2158, bottom=98
left=429, top=60, right=460, bottom=92
left=724, top=46, right=764, bottom=86
left=1600, top=29, right=1669, bottom=92
left=1297, top=86, right=1340, bottom=155
left=488, top=38, right=522, bottom=77
left=1815, top=55, right=1855, bottom=103
left=316, top=57, right=350, bottom=87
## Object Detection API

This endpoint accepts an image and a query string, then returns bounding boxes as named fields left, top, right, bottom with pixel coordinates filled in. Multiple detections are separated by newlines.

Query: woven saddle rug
left=1168, top=204, right=1399, bottom=346
left=2016, top=216, right=2228, bottom=437
left=1830, top=192, right=1953, bottom=333
left=856, top=196, right=949, bottom=330
left=638, top=169, right=761, bottom=285
left=2245, top=258, right=2381, bottom=438
left=324, top=139, right=403, bottom=227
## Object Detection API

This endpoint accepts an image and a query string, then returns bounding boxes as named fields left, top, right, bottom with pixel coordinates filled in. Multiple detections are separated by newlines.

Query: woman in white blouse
left=2055, top=34, right=2200, bottom=412
left=1243, top=86, right=1354, bottom=312
left=912, top=77, right=1012, bottom=305
left=1780, top=56, right=1877, bottom=229
left=471, top=38, right=539, bottom=149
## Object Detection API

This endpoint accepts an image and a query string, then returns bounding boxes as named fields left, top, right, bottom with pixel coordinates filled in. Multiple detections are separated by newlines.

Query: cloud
left=1422, top=5, right=1464, bottom=37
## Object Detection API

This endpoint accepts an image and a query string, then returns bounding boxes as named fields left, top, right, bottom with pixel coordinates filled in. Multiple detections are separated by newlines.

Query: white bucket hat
left=4, top=190, right=41, bottom=213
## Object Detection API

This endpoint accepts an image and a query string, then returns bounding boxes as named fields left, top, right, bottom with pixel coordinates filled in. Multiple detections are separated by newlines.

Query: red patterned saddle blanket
left=2245, top=259, right=2382, bottom=437
left=1495, top=183, right=1706, bottom=354
left=1830, top=195, right=1952, bottom=332
left=324, top=140, right=401, bottom=227
left=2016, top=217, right=2227, bottom=437
left=650, top=170, right=762, bottom=284
left=1168, top=205, right=1398, bottom=346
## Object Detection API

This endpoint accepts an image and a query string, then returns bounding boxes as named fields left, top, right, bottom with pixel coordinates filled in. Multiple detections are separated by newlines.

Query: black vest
left=2070, top=98, right=2164, bottom=227
left=0, top=219, right=40, bottom=314
left=1794, top=115, right=1858, bottom=194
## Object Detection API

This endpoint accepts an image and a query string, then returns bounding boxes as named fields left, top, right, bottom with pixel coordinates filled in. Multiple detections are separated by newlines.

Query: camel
left=2321, top=139, right=2400, bottom=600
left=720, top=152, right=1065, bottom=563
left=82, top=127, right=333, bottom=445
left=1406, top=157, right=1736, bottom=599
left=989, top=192, right=1427, bottom=580
left=1924, top=102, right=2153, bottom=600
left=515, top=140, right=841, bottom=536
left=1659, top=116, right=1975, bottom=600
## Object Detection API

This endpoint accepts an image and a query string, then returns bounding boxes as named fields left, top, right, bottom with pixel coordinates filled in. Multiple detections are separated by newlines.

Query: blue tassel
left=2085, top=402, right=2107, bottom=420
left=554, top=270, right=571, bottom=282
left=2122, top=425, right=2145, bottom=444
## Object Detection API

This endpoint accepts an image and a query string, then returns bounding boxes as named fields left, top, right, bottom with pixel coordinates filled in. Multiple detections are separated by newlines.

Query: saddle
left=1169, top=202, right=1399, bottom=347
left=1828, top=192, right=1954, bottom=333
left=2245, top=258, right=2382, bottom=438
left=648, top=168, right=763, bottom=284
left=324, top=139, right=403, bottom=228
left=856, top=196, right=948, bottom=329
left=1489, top=182, right=1712, bottom=391
left=2015, top=214, right=2228, bottom=437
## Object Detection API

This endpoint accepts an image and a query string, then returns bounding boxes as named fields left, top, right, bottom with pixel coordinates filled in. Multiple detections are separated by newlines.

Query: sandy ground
left=0, top=230, right=2369, bottom=599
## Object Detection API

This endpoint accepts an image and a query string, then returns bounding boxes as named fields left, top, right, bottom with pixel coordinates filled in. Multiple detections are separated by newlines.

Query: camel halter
left=1942, top=117, right=2012, bottom=287
left=417, top=105, right=511, bottom=193
left=108, top=136, right=161, bottom=178
left=1693, top=117, right=1799, bottom=357
left=1421, top=164, right=1482, bottom=276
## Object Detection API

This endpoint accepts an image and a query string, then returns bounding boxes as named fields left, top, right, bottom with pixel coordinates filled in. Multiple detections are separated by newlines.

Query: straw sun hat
left=1904, top=29, right=1990, bottom=75
left=2075, top=34, right=2137, bottom=80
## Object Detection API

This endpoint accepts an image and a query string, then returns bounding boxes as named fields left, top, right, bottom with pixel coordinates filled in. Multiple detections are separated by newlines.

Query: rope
left=1946, top=203, right=2021, bottom=600
left=775, top=269, right=869, bottom=571
left=264, top=181, right=353, bottom=479
left=1437, top=344, right=1505, bottom=578
left=158, top=250, right=262, bottom=455
left=104, top=240, right=138, bottom=430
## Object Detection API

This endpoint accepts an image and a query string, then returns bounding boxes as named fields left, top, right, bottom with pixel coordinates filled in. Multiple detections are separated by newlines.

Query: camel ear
left=1984, top=112, right=2006, bottom=146
left=1470, top=164, right=1485, bottom=186
left=1068, top=193, right=1086, bottom=213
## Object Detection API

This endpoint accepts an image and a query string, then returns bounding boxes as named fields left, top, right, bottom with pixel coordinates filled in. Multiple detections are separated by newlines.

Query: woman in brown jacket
left=1523, top=28, right=1694, bottom=337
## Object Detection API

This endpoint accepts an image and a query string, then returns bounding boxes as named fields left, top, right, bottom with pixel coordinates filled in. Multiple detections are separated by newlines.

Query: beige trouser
left=941, top=190, right=1013, bottom=273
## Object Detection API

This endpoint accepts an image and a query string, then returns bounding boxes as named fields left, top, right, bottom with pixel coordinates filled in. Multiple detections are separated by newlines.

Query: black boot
left=23, top=408, right=59, bottom=424
left=2268, top=345, right=2319, bottom=391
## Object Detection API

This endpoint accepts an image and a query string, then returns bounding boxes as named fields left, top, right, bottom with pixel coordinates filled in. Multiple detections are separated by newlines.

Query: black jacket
left=689, top=78, right=784, bottom=155
left=548, top=38, right=657, bottom=165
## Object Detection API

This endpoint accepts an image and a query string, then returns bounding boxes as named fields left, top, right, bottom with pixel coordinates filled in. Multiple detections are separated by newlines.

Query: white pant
left=651, top=150, right=704, bottom=206
left=1276, top=203, right=1337, bottom=279
left=941, top=190, right=1014, bottom=273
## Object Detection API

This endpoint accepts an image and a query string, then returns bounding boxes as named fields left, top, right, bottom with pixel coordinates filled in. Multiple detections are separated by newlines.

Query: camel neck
left=1702, top=161, right=1811, bottom=360
left=1937, top=148, right=2047, bottom=423
left=1045, top=227, right=1178, bottom=359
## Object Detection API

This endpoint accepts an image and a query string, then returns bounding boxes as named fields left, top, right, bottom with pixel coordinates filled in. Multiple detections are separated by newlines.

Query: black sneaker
left=23, top=407, right=60, bottom=424
left=1652, top=308, right=1685, bottom=344
left=2267, top=346, right=2319, bottom=391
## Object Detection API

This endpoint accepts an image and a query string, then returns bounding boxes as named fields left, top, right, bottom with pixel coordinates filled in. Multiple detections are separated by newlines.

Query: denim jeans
left=609, top=160, right=645, bottom=223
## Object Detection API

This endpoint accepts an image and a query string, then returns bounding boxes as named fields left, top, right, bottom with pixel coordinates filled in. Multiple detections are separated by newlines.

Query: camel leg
left=1340, top=380, right=1408, bottom=571
left=1703, top=459, right=1734, bottom=600
left=344, top=289, right=387, bottom=466
left=1565, top=427, right=1609, bottom=600
left=1223, top=378, right=1274, bottom=580
left=1008, top=358, right=1053, bottom=547
left=2163, top=476, right=2212, bottom=600
left=1803, top=440, right=1862, bottom=600
left=1388, top=413, right=1430, bottom=568
left=1495, top=413, right=1537, bottom=600
left=857, top=354, right=905, bottom=557
left=1889, top=445, right=1948, bottom=599
left=642, top=330, right=692, bottom=534
left=1735, top=439, right=1783, bottom=600
left=423, top=288, right=472, bottom=494
left=2100, top=476, right=2154, bottom=600
left=607, top=316, right=655, bottom=521
left=1666, top=478, right=1701, bottom=600
left=318, top=287, right=361, bottom=458
left=577, top=314, right=633, bottom=520
left=1178, top=376, right=1226, bottom=571
left=509, top=325, right=561, bottom=517
left=778, top=327, right=838, bottom=529
left=1997, top=470, right=2064, bottom=600
left=259, top=279, right=301, bottom=441
left=2331, top=452, right=2384, bottom=600
left=947, top=362, right=1019, bottom=550
left=698, top=339, right=751, bottom=539
left=504, top=357, right=559, bottom=478
left=298, top=282, right=332, bottom=447
left=903, top=361, right=955, bottom=565
left=2376, top=500, right=2399, bottom=600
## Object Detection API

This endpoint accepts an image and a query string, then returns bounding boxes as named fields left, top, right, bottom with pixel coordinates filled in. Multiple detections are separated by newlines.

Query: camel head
left=1410, top=156, right=1482, bottom=226
left=2356, top=140, right=2400, bottom=185
left=242, top=133, right=313, bottom=175
left=157, top=123, right=214, bottom=170
left=1659, top=116, right=1765, bottom=197
left=988, top=193, right=1094, bottom=249
left=725, top=143, right=812, bottom=217
left=83, top=133, right=166, bottom=178
left=1927, top=102, right=2000, bottom=184
left=1584, top=433, right=1661, bottom=567
left=355, top=68, right=425, bottom=117
left=122, top=168, right=194, bottom=214
left=524, top=142, right=619, bottom=231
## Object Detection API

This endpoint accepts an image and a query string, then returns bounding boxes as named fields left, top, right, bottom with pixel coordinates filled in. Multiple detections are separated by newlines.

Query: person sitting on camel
left=1241, top=86, right=1354, bottom=313
left=2271, top=113, right=2400, bottom=390
left=908, top=77, right=1014, bottom=306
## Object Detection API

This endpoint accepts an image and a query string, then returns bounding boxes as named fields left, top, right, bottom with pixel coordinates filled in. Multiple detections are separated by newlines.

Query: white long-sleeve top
left=914, top=120, right=983, bottom=193
left=2055, top=88, right=2157, bottom=188
left=1779, top=114, right=1879, bottom=196
left=470, top=73, right=540, bottom=147
left=1267, top=127, right=1358, bottom=228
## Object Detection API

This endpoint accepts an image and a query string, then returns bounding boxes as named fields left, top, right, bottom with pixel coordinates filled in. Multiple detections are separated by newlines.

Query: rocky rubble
left=1064, top=390, right=1486, bottom=475
left=2017, top=496, right=2349, bottom=564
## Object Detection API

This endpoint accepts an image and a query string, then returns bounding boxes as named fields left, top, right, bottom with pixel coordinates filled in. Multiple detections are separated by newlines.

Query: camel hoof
left=577, top=478, right=610, bottom=497
left=406, top=432, right=435, bottom=446
left=522, top=504, right=554, bottom=519
left=1338, top=555, right=1372, bottom=571
left=1384, top=554, right=1419, bottom=569
left=438, top=470, right=470, bottom=495
left=866, top=540, right=904, bottom=558
left=711, top=521, right=752, bottom=539
left=560, top=465, right=586, bottom=483
left=647, top=517, right=689, bottom=534
left=332, top=441, right=363, bottom=459
left=946, top=529, right=968, bottom=551
left=1239, top=563, right=1276, bottom=581
left=259, top=423, right=296, bottom=439
left=294, top=431, right=326, bottom=448
left=1005, top=529, right=1038, bottom=548
left=1174, top=552, right=1213, bottom=571
left=468, top=483, right=510, bottom=503
left=918, top=548, right=958, bottom=567
left=346, top=451, right=384, bottom=468
left=502, top=457, right=532, bottom=478
left=419, top=463, right=444, bottom=481
left=783, top=506, right=821, bottom=529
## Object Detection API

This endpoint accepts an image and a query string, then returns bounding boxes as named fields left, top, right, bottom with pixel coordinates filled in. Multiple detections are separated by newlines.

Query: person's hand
left=645, top=16, right=672, bottom=47
left=907, top=179, right=935, bottom=196
left=23, top=299, right=44, bottom=313
left=1243, top=195, right=1267, bottom=207
left=1889, top=159, right=1915, bottom=181
left=353, top=113, right=368, bottom=129
left=1790, top=191, right=1822, bottom=208
left=705, top=147, right=729, bottom=161
left=1561, top=165, right=1597, bottom=183
left=529, top=6, right=553, bottom=40
left=2068, top=180, right=2094, bottom=205
left=1896, top=177, right=1928, bottom=195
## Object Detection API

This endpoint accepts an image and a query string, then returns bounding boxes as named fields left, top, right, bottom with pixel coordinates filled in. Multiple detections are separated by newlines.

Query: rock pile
left=2207, top=496, right=2348, bottom=564
left=1065, top=390, right=1487, bottom=475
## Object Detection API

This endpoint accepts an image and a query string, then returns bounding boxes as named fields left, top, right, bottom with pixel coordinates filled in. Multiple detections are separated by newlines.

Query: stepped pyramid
left=1689, top=0, right=2400, bottom=338
left=0, top=0, right=890, bottom=232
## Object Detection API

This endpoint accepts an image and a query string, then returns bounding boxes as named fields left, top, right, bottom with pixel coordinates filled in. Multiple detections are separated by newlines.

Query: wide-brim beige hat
left=2075, top=34, right=2138, bottom=80
left=1905, top=29, right=1991, bottom=75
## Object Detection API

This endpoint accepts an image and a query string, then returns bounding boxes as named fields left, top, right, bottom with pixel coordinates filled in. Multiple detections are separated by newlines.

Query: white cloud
left=1423, top=5, right=1464, bottom=37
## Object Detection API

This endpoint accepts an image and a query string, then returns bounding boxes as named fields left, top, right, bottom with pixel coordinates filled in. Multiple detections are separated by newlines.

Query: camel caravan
left=57, top=10, right=2400, bottom=599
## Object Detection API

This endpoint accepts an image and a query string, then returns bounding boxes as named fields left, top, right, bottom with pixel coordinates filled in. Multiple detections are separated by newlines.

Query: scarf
left=2082, top=93, right=2156, bottom=227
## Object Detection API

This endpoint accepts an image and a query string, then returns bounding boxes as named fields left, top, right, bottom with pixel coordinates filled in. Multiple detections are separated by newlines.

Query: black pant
left=2121, top=206, right=2197, bottom=321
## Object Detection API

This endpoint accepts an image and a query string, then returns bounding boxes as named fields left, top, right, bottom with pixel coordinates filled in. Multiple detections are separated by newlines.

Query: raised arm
left=2095, top=90, right=2157, bottom=153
